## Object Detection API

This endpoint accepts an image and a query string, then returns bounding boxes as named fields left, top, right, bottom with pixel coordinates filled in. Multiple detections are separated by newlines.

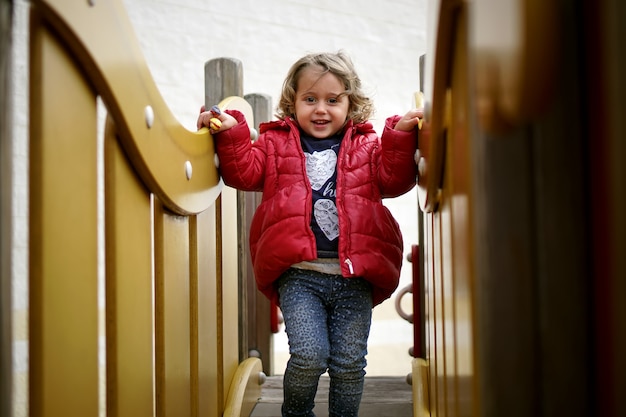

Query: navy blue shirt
left=300, top=132, right=342, bottom=258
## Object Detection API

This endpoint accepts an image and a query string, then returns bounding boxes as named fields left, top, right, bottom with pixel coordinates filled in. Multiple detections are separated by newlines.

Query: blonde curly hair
left=276, top=51, right=374, bottom=124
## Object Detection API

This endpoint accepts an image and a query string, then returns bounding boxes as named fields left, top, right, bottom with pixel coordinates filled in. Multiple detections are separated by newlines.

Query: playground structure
left=4, top=0, right=625, bottom=416
left=27, top=1, right=267, bottom=415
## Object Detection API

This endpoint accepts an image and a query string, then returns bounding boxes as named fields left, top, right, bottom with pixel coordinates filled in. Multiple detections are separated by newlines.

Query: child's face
left=294, top=66, right=350, bottom=139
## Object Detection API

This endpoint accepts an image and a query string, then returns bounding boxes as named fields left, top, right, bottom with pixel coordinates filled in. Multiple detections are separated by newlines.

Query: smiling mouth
left=313, top=120, right=330, bottom=125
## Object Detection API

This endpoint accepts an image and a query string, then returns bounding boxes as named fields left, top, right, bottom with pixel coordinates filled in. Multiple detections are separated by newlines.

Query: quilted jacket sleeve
left=378, top=115, right=419, bottom=197
left=213, top=110, right=267, bottom=192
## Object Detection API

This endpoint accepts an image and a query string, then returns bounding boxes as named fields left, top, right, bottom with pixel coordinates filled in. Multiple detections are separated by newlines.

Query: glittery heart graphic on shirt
left=304, top=150, right=337, bottom=191
left=314, top=199, right=339, bottom=241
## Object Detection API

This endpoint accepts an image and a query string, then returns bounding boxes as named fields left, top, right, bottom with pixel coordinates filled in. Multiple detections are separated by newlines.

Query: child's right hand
left=394, top=108, right=424, bottom=132
left=196, top=105, right=238, bottom=134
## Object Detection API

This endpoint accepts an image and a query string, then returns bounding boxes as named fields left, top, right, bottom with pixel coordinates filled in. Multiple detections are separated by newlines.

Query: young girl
left=198, top=51, right=422, bottom=417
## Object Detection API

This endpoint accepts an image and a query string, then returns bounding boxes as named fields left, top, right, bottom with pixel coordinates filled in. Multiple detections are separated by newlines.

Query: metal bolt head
left=185, top=161, right=192, bottom=180
left=258, top=372, right=267, bottom=385
left=144, top=105, right=154, bottom=128
left=417, top=157, right=427, bottom=177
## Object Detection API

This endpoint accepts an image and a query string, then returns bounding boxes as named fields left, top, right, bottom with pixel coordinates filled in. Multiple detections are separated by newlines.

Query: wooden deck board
left=250, top=375, right=413, bottom=417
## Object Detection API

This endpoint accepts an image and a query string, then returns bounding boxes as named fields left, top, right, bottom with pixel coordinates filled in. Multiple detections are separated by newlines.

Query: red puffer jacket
left=215, top=110, right=418, bottom=306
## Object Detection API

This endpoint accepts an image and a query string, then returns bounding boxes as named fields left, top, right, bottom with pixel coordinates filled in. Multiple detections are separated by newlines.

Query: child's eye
left=305, top=97, right=317, bottom=103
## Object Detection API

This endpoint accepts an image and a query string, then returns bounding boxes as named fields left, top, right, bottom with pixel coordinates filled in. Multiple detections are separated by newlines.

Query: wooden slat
left=440, top=200, right=456, bottom=417
left=221, top=185, right=240, bottom=402
left=433, top=213, right=447, bottom=417
left=587, top=3, right=626, bottom=416
left=154, top=200, right=192, bottom=416
left=413, top=359, right=430, bottom=417
left=424, top=214, right=438, bottom=417
left=447, top=4, right=474, bottom=416
left=189, top=215, right=200, bottom=417
left=195, top=206, right=221, bottom=417
left=0, top=0, right=13, bottom=415
left=214, top=195, right=226, bottom=413
left=104, top=118, right=154, bottom=417
left=29, top=16, right=98, bottom=417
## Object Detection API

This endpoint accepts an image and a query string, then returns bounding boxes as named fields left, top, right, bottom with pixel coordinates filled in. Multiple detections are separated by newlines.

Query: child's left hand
left=394, top=108, right=424, bottom=132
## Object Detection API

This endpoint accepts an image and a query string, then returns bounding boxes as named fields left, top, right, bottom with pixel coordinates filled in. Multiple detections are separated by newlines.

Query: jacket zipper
left=337, top=126, right=355, bottom=276
left=295, top=128, right=317, bottom=249
left=344, top=258, right=354, bottom=275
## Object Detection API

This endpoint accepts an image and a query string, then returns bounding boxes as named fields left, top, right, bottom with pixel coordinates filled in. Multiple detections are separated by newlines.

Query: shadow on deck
left=250, top=375, right=413, bottom=417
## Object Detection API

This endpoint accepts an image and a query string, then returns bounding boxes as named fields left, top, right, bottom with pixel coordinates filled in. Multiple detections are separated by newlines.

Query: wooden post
left=204, top=57, right=244, bottom=411
left=242, top=93, right=273, bottom=374
left=205, top=57, right=244, bottom=105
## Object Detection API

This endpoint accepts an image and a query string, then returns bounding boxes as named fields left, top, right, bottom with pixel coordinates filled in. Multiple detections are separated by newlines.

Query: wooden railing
left=28, top=0, right=263, bottom=416
left=417, top=0, right=588, bottom=416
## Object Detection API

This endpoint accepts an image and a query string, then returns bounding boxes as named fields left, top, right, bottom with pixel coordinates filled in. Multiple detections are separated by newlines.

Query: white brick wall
left=9, top=0, right=426, bottom=415
left=121, top=0, right=426, bottom=132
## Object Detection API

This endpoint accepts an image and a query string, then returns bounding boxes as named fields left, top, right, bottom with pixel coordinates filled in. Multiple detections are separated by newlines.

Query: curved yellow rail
left=35, top=0, right=252, bottom=214
left=223, top=357, right=265, bottom=417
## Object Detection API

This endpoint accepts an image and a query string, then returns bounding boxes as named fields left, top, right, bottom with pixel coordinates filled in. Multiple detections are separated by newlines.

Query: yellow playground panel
left=28, top=0, right=262, bottom=416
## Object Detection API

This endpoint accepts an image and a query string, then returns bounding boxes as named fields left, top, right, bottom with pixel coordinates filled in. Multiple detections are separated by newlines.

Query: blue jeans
left=277, top=268, right=373, bottom=417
